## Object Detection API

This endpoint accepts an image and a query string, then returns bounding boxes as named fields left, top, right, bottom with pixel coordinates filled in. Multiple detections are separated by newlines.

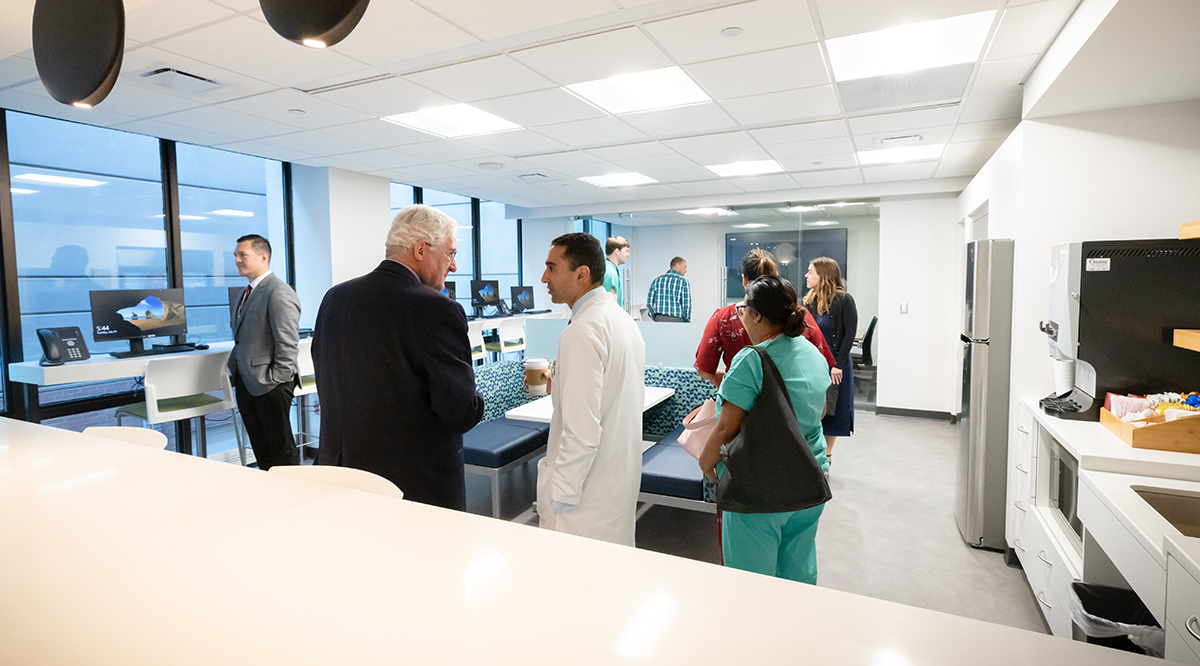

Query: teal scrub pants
left=722, top=504, right=825, bottom=584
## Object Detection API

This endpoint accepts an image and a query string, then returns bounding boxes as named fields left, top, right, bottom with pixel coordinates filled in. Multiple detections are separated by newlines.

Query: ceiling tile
left=294, top=154, right=393, bottom=172
left=254, top=130, right=376, bottom=156
left=644, top=0, right=818, bottom=65
left=125, top=0, right=235, bottom=43
left=729, top=174, right=799, bottom=192
left=847, top=106, right=961, bottom=135
left=852, top=125, right=953, bottom=151
left=473, top=88, right=606, bottom=127
left=862, top=162, right=937, bottom=183
left=518, top=156, right=622, bottom=178
left=939, top=138, right=1004, bottom=171
left=0, top=88, right=136, bottom=127
left=385, top=162, right=478, bottom=180
left=330, top=1, right=479, bottom=67
left=214, top=139, right=319, bottom=163
left=958, top=91, right=1022, bottom=123
left=443, top=157, right=555, bottom=177
left=511, top=27, right=675, bottom=85
left=617, top=103, right=738, bottom=137
left=719, top=86, right=840, bottom=126
left=986, top=0, right=1079, bottom=61
left=0, top=55, right=37, bottom=90
left=670, top=179, right=744, bottom=196
left=972, top=54, right=1039, bottom=94
left=778, top=152, right=858, bottom=172
left=398, top=139, right=498, bottom=163
left=217, top=89, right=372, bottom=129
left=311, top=77, right=454, bottom=117
left=622, top=184, right=689, bottom=200
left=153, top=16, right=367, bottom=87
left=209, top=0, right=257, bottom=10
left=814, top=0, right=997, bottom=39
left=113, top=117, right=241, bottom=145
left=749, top=120, right=848, bottom=145
left=533, top=117, right=646, bottom=146
left=764, top=136, right=854, bottom=160
left=120, top=46, right=277, bottom=103
left=682, top=144, right=772, bottom=166
left=413, top=0, right=617, bottom=41
left=951, top=118, right=1019, bottom=143
left=685, top=44, right=829, bottom=100
left=332, top=148, right=433, bottom=170
left=65, top=81, right=202, bottom=118
left=458, top=129, right=568, bottom=156
left=793, top=168, right=862, bottom=187
left=662, top=131, right=757, bottom=154
left=154, top=106, right=299, bottom=141
left=586, top=141, right=674, bottom=161
left=404, top=56, right=555, bottom=103
left=319, top=119, right=441, bottom=148
left=519, top=150, right=605, bottom=168
left=603, top=154, right=717, bottom=183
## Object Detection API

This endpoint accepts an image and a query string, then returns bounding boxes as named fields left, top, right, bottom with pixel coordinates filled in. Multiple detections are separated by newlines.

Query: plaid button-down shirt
left=647, top=269, right=691, bottom=321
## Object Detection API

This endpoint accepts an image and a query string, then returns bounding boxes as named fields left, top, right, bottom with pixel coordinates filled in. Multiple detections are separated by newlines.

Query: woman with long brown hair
left=803, top=257, right=857, bottom=462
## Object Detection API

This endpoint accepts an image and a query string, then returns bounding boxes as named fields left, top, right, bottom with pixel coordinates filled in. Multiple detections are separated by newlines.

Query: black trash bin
left=1068, top=582, right=1164, bottom=656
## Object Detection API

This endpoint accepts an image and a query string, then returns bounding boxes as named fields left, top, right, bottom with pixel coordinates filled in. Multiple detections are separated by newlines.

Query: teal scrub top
left=717, top=334, right=830, bottom=471
left=603, top=259, right=623, bottom=307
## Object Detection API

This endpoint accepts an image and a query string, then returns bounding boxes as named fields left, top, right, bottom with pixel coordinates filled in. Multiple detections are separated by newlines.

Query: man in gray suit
left=230, top=234, right=301, bottom=470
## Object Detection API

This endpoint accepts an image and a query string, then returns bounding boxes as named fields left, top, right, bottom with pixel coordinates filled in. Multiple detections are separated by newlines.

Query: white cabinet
left=1015, top=507, right=1078, bottom=637
left=1166, top=555, right=1200, bottom=665
left=1006, top=405, right=1035, bottom=547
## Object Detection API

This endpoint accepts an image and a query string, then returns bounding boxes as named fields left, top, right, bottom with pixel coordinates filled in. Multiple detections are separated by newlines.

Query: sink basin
left=1134, top=488, right=1200, bottom=538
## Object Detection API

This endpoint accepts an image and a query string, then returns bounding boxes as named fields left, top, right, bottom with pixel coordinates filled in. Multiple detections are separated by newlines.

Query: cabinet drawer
left=1018, top=510, right=1079, bottom=637
left=1167, top=555, right=1200, bottom=661
left=1166, top=620, right=1200, bottom=665
left=1016, top=406, right=1035, bottom=463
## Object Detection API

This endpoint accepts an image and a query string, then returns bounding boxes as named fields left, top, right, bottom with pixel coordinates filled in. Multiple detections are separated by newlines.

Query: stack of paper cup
left=525, top=358, right=549, bottom=396
left=1054, top=359, right=1076, bottom=397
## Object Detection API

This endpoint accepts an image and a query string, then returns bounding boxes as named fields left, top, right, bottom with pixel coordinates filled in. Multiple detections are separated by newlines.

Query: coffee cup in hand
left=525, top=358, right=550, bottom=396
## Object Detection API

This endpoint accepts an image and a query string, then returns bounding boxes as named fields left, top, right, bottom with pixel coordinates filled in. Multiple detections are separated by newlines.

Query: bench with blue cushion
left=639, top=368, right=718, bottom=513
left=464, top=361, right=548, bottom=518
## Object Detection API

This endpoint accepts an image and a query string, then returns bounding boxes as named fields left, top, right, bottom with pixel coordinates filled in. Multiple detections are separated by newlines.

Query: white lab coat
left=538, top=286, right=646, bottom=546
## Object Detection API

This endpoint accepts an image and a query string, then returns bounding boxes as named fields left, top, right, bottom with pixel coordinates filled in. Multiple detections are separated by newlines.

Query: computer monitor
left=510, top=286, right=534, bottom=313
left=441, top=281, right=456, bottom=300
left=471, top=280, right=500, bottom=308
left=89, top=288, right=187, bottom=354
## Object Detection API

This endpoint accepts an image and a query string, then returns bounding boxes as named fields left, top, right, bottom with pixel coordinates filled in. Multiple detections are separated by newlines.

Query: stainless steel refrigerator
left=954, top=239, right=1014, bottom=550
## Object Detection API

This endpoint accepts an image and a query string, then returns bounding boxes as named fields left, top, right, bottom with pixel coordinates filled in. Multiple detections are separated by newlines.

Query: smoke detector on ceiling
left=139, top=68, right=222, bottom=94
left=517, top=173, right=550, bottom=181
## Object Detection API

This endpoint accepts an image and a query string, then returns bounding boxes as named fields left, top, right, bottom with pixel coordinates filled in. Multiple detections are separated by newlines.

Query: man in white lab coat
left=539, top=233, right=646, bottom=546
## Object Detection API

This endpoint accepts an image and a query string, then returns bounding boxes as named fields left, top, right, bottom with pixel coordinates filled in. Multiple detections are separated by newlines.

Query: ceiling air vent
left=517, top=173, right=550, bottom=182
left=879, top=134, right=924, bottom=148
left=139, top=68, right=222, bottom=94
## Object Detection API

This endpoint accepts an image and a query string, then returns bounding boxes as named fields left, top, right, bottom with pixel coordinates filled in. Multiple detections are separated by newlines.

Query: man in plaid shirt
left=647, top=257, right=691, bottom=322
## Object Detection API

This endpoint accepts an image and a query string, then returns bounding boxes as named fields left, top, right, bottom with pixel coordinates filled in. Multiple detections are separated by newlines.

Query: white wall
left=630, top=223, right=723, bottom=325
left=841, top=215, right=881, bottom=347
left=876, top=195, right=963, bottom=414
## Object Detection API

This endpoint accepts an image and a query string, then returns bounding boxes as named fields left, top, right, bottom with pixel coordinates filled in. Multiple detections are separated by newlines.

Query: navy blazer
left=311, top=261, right=484, bottom=510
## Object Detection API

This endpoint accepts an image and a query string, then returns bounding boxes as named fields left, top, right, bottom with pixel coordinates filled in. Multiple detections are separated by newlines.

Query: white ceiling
left=0, top=0, right=1098, bottom=218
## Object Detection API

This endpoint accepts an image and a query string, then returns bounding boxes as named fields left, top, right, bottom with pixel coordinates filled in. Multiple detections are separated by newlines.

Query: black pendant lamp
left=31, top=0, right=125, bottom=108
left=259, top=0, right=370, bottom=49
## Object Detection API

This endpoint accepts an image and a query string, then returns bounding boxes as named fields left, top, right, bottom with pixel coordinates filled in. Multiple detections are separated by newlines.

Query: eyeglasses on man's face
left=424, top=240, right=457, bottom=259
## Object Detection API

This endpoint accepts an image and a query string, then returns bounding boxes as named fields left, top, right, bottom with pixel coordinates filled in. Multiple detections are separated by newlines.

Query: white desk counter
left=8, top=341, right=234, bottom=387
left=504, top=386, right=675, bottom=424
left=0, top=417, right=1159, bottom=665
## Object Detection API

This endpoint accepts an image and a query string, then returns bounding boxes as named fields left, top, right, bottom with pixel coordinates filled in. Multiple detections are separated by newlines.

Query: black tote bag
left=717, top=346, right=832, bottom=514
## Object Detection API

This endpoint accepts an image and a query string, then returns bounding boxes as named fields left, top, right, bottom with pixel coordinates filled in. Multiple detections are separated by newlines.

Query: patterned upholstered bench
left=465, top=361, right=548, bottom=518
left=640, top=367, right=718, bottom=513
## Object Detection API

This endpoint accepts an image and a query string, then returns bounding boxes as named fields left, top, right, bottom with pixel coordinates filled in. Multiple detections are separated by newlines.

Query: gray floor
left=466, top=409, right=1047, bottom=635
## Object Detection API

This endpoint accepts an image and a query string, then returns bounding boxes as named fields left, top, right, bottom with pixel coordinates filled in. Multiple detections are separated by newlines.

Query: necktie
left=236, top=285, right=252, bottom=318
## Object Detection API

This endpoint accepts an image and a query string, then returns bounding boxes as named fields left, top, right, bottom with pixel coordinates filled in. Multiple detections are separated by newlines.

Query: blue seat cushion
left=463, top=417, right=549, bottom=468
left=640, top=425, right=705, bottom=501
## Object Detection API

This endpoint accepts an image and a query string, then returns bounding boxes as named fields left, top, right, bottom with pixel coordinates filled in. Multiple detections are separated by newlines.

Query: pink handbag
left=677, top=398, right=718, bottom=459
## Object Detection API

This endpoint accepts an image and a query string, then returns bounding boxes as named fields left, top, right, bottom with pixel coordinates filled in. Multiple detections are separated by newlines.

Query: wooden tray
left=1100, top=407, right=1200, bottom=454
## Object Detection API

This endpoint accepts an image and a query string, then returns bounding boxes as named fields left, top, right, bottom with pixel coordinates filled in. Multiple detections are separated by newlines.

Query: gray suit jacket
left=229, top=272, right=301, bottom=397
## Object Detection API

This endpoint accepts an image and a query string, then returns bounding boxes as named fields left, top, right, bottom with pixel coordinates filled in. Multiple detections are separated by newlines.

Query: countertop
left=0, top=417, right=1162, bottom=665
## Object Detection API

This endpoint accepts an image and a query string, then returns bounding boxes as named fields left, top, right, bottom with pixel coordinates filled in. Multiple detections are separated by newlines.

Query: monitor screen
left=442, top=281, right=456, bottom=300
left=510, top=286, right=534, bottom=312
left=471, top=280, right=500, bottom=307
left=90, top=288, right=187, bottom=342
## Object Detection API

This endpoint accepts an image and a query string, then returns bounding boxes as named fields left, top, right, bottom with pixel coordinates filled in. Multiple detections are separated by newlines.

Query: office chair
left=852, top=316, right=878, bottom=403
left=269, top=465, right=404, bottom=499
left=293, top=338, right=319, bottom=461
left=83, top=426, right=169, bottom=450
left=467, top=322, right=488, bottom=364
left=114, top=351, right=245, bottom=461
left=484, top=317, right=526, bottom=360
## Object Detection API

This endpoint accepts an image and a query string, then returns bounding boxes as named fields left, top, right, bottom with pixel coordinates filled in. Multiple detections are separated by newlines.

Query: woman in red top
left=696, top=249, right=835, bottom=387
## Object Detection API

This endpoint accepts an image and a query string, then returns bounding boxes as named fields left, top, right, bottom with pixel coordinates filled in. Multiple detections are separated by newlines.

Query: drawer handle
left=1017, top=426, right=1029, bottom=434
left=1014, top=500, right=1026, bottom=512
left=1187, top=615, right=1200, bottom=642
left=1015, top=463, right=1028, bottom=474
left=1036, top=591, right=1052, bottom=609
left=1014, top=539, right=1025, bottom=552
left=1037, top=550, right=1053, bottom=567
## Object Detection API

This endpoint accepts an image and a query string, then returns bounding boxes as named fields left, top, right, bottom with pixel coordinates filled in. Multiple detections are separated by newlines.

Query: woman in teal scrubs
left=698, top=275, right=831, bottom=584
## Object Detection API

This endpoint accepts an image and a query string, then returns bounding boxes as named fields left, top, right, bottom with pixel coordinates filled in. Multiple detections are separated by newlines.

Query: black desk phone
left=37, top=327, right=90, bottom=366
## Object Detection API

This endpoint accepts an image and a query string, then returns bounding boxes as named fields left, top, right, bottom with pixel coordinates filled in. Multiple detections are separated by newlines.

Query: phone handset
left=37, top=327, right=91, bottom=367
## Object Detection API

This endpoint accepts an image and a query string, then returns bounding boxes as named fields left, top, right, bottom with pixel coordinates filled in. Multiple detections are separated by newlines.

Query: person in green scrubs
left=698, top=275, right=831, bottom=584
left=603, top=236, right=629, bottom=307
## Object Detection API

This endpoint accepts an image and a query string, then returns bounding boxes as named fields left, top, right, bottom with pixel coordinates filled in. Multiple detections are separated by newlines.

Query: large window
left=177, top=144, right=287, bottom=343
left=423, top=188, right=473, bottom=311
left=479, top=200, right=520, bottom=298
left=7, top=112, right=166, bottom=385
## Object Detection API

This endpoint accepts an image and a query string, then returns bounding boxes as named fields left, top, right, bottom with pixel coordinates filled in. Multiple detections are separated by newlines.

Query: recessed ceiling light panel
left=578, top=173, right=658, bottom=188
left=857, top=144, right=944, bottom=165
left=732, top=223, right=770, bottom=229
left=10, top=188, right=38, bottom=195
left=13, top=173, right=105, bottom=187
left=211, top=209, right=255, bottom=218
left=826, top=11, right=995, bottom=82
left=679, top=208, right=738, bottom=216
left=705, top=160, right=784, bottom=178
left=382, top=104, right=521, bottom=138
left=565, top=66, right=711, bottom=115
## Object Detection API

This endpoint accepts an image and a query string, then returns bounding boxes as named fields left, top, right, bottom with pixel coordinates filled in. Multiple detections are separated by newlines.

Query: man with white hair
left=311, top=204, right=484, bottom=510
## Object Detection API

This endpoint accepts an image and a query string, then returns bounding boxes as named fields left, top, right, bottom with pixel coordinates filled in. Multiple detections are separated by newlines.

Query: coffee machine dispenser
left=1039, top=243, right=1100, bottom=419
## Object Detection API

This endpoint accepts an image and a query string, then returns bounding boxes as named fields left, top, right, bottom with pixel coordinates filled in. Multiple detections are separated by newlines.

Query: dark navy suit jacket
left=312, top=260, right=484, bottom=510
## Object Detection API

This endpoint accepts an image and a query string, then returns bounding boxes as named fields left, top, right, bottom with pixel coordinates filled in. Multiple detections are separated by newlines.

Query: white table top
left=504, top=386, right=675, bottom=424
left=0, top=417, right=1156, bottom=665
left=8, top=341, right=234, bottom=387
